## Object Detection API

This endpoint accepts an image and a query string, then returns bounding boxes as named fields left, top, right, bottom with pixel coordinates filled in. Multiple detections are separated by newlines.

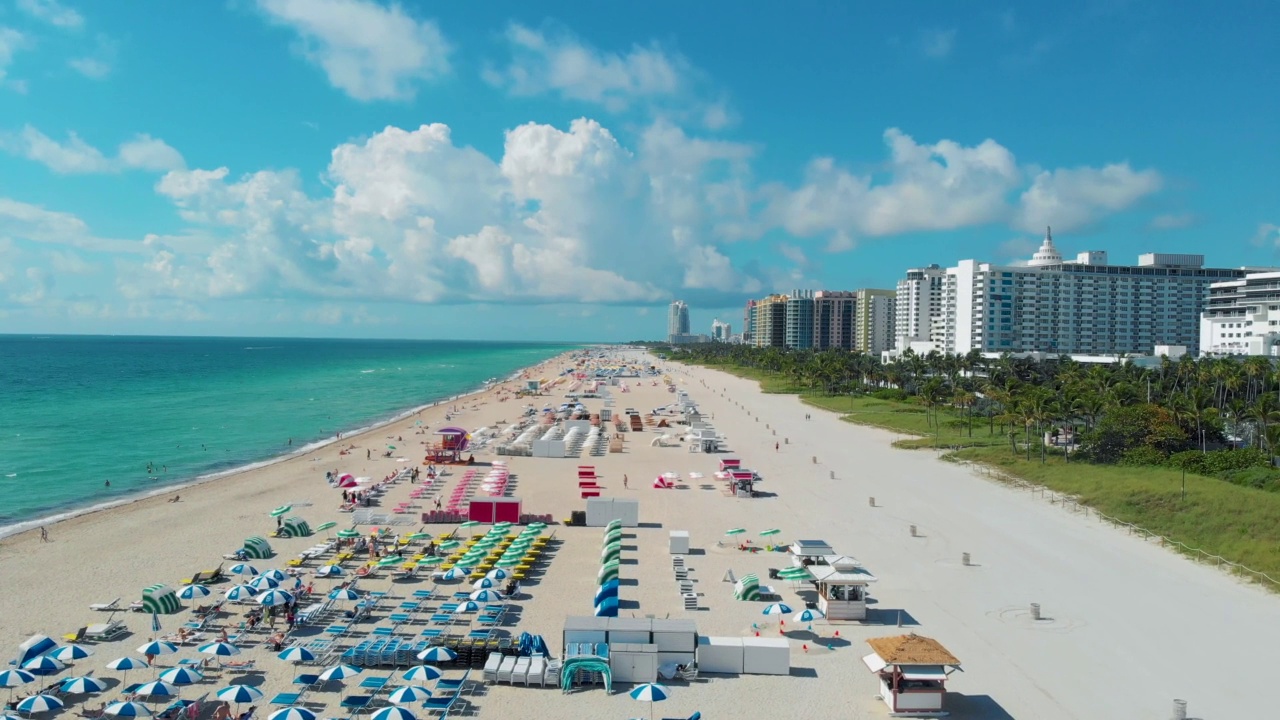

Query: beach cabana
left=242, top=536, right=273, bottom=560
left=141, top=584, right=181, bottom=614
left=733, top=574, right=761, bottom=601
left=277, top=517, right=312, bottom=538
left=862, top=634, right=962, bottom=716
left=808, top=556, right=878, bottom=621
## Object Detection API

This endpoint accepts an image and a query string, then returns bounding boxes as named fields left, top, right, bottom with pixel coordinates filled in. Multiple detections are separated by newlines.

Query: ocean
left=0, top=336, right=576, bottom=535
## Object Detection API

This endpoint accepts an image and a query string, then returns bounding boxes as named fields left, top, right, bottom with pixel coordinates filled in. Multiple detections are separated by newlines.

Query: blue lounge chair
left=339, top=695, right=373, bottom=712
left=357, top=676, right=389, bottom=690
left=434, top=669, right=469, bottom=694
left=269, top=692, right=301, bottom=706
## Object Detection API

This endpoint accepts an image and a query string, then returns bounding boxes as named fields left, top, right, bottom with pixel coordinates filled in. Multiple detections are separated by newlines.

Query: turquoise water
left=0, top=336, right=575, bottom=531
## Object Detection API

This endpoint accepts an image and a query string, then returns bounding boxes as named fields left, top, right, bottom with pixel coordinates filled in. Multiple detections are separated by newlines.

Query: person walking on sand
left=623, top=474, right=628, bottom=489
left=775, top=442, right=779, bottom=452
left=39, top=526, right=48, bottom=542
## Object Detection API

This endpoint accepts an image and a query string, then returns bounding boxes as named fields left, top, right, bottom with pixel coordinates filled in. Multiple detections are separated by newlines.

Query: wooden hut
left=862, top=634, right=962, bottom=716
left=808, top=555, right=877, bottom=620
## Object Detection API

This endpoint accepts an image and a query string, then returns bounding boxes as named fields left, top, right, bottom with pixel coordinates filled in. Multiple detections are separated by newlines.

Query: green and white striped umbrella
left=437, top=540, right=461, bottom=552
left=759, top=528, right=782, bottom=537
left=407, top=532, right=432, bottom=540
left=336, top=529, right=360, bottom=539
left=458, top=521, right=479, bottom=530
left=314, top=521, right=337, bottom=532
left=725, top=528, right=746, bottom=536
left=495, top=557, right=522, bottom=568
left=269, top=506, right=291, bottom=517
left=417, top=557, right=443, bottom=567
left=377, top=556, right=407, bottom=568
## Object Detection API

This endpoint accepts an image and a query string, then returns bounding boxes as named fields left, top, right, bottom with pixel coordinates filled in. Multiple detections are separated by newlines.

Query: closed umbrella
left=158, top=668, right=204, bottom=686
left=628, top=683, right=670, bottom=720
left=256, top=589, right=294, bottom=607
left=216, top=685, right=263, bottom=705
left=313, top=521, right=337, bottom=533
left=376, top=556, right=407, bottom=568
left=268, top=709, right=316, bottom=720
left=369, top=708, right=415, bottom=720
left=103, top=702, right=152, bottom=717
left=198, top=642, right=241, bottom=658
left=60, top=676, right=108, bottom=695
left=386, top=686, right=431, bottom=705
left=178, top=584, right=211, bottom=600
left=457, top=521, right=479, bottom=531
left=277, top=647, right=315, bottom=664
left=400, top=666, right=441, bottom=683
left=416, top=647, right=456, bottom=663
left=17, top=695, right=63, bottom=715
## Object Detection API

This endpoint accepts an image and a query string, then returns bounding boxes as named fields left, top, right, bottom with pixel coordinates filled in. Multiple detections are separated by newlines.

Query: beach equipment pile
left=596, top=520, right=623, bottom=617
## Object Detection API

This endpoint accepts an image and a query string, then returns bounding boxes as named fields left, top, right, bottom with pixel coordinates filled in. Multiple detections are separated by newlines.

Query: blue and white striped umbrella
left=471, top=577, right=496, bottom=590
left=178, top=584, right=212, bottom=600
left=267, top=708, right=316, bottom=720
left=317, top=665, right=361, bottom=682
left=400, top=665, right=441, bottom=683
left=136, top=641, right=179, bottom=657
left=16, top=695, right=63, bottom=714
left=256, top=589, right=294, bottom=607
left=104, top=701, right=152, bottom=717
left=247, top=575, right=280, bottom=591
left=451, top=601, right=480, bottom=615
left=106, top=657, right=149, bottom=671
left=792, top=608, right=825, bottom=624
left=628, top=682, right=671, bottom=703
left=316, top=565, right=344, bottom=577
left=0, top=669, right=35, bottom=687
left=468, top=589, right=503, bottom=603
left=50, top=644, right=94, bottom=662
left=198, top=642, right=241, bottom=658
left=484, top=568, right=510, bottom=581
left=369, top=706, right=416, bottom=720
left=20, top=656, right=64, bottom=674
left=258, top=569, right=288, bottom=581
left=761, top=603, right=793, bottom=616
left=224, top=585, right=257, bottom=601
left=328, top=588, right=360, bottom=602
left=228, top=564, right=258, bottom=576
left=216, top=685, right=264, bottom=704
left=416, top=647, right=456, bottom=663
left=440, top=567, right=468, bottom=581
left=387, top=686, right=431, bottom=705
left=59, top=676, right=107, bottom=694
left=277, top=647, right=315, bottom=663
left=158, top=668, right=204, bottom=685
left=133, top=681, right=177, bottom=698
left=151, top=613, right=163, bottom=634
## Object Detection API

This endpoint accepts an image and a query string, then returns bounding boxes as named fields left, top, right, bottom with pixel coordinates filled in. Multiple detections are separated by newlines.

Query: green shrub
left=1120, top=446, right=1166, bottom=467
left=872, top=388, right=908, bottom=402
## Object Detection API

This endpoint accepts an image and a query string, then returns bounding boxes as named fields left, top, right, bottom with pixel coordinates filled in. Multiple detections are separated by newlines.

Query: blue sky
left=0, top=0, right=1276, bottom=341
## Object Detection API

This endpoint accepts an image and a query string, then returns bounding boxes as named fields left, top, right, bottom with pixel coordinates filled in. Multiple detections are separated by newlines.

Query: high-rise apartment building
left=855, top=289, right=896, bottom=353
left=937, top=230, right=1246, bottom=356
left=710, top=319, right=732, bottom=342
left=752, top=294, right=788, bottom=348
left=812, top=291, right=857, bottom=350
left=667, top=300, right=690, bottom=343
left=894, top=264, right=945, bottom=350
left=784, top=290, right=815, bottom=350
left=1200, top=271, right=1280, bottom=356
left=742, top=299, right=756, bottom=345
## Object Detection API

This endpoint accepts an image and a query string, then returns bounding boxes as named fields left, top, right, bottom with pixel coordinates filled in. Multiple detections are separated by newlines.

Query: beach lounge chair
left=89, top=598, right=120, bottom=612
left=422, top=691, right=459, bottom=716
left=525, top=657, right=545, bottom=687
left=338, top=695, right=373, bottom=713
left=269, top=692, right=301, bottom=706
left=481, top=654, right=501, bottom=683
left=63, top=627, right=87, bottom=643
left=495, top=656, right=516, bottom=685
left=85, top=620, right=126, bottom=641
left=510, top=657, right=530, bottom=685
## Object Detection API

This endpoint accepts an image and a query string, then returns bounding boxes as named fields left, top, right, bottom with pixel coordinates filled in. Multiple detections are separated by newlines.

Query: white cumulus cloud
left=1016, top=163, right=1162, bottom=232
left=15, top=0, right=83, bottom=29
left=255, top=0, right=450, bottom=101
left=2, top=125, right=186, bottom=174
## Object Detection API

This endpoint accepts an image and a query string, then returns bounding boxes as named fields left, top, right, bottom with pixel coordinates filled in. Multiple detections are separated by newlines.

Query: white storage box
left=669, top=531, right=690, bottom=554
left=742, top=637, right=790, bottom=675
left=696, top=636, right=744, bottom=674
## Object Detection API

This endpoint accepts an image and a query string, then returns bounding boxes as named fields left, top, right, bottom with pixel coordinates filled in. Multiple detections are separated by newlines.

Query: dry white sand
left=1, top=348, right=1274, bottom=720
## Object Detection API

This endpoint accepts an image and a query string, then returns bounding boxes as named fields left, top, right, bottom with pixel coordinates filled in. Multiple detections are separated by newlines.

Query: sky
left=0, top=0, right=1276, bottom=341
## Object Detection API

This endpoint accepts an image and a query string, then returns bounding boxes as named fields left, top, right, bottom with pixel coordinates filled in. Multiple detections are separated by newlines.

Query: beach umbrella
left=387, top=686, right=431, bottom=705
left=177, top=584, right=211, bottom=600
left=316, top=565, right=344, bottom=577
left=228, top=564, right=258, bottom=576
left=150, top=612, right=163, bottom=635
left=777, top=566, right=810, bottom=578
left=495, top=557, right=521, bottom=568
left=762, top=603, right=793, bottom=616
left=436, top=540, right=460, bottom=552
left=277, top=647, right=315, bottom=664
left=216, top=685, right=264, bottom=704
left=793, top=608, right=825, bottom=627
left=628, top=683, right=670, bottom=720
left=198, top=642, right=241, bottom=658
left=258, top=569, right=288, bottom=581
left=0, top=669, right=35, bottom=687
left=406, top=532, right=431, bottom=541
left=417, top=557, right=443, bottom=567
left=457, top=521, right=479, bottom=531
left=103, top=702, right=152, bottom=717
left=224, top=585, right=257, bottom=601
left=336, top=529, right=360, bottom=540
left=416, top=647, right=456, bottom=663
left=248, top=575, right=280, bottom=591
left=468, top=589, right=503, bottom=603
left=318, top=665, right=362, bottom=683
left=270, top=506, right=292, bottom=517
left=439, top=568, right=468, bottom=581
left=20, top=656, right=64, bottom=675
left=328, top=588, right=361, bottom=602
left=158, top=668, right=204, bottom=686
left=136, top=641, right=179, bottom=658
left=401, top=666, right=442, bottom=683
left=759, top=528, right=782, bottom=537
left=268, top=708, right=316, bottom=720
left=133, top=681, right=177, bottom=699
left=471, top=577, right=497, bottom=590
left=451, top=601, right=480, bottom=615
left=724, top=528, right=746, bottom=536
left=376, top=556, right=406, bottom=568
left=485, top=568, right=510, bottom=581
left=59, top=676, right=107, bottom=694
left=313, top=521, right=337, bottom=532
left=369, top=707, right=415, bottom=720
left=17, top=695, right=63, bottom=714
left=256, top=589, right=294, bottom=607
left=105, top=657, right=147, bottom=686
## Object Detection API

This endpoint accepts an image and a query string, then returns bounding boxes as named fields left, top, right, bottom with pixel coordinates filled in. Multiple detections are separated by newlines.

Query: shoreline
left=0, top=356, right=569, bottom=541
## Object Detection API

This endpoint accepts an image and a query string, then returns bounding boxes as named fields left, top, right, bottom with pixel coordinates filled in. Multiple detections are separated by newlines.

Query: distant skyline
left=0, top=1, right=1276, bottom=341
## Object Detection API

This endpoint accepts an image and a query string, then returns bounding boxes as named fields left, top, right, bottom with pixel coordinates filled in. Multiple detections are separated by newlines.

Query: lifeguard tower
left=425, top=426, right=471, bottom=464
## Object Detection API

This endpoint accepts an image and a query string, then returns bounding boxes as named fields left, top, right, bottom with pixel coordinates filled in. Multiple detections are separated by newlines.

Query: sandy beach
left=3, top=347, right=1277, bottom=720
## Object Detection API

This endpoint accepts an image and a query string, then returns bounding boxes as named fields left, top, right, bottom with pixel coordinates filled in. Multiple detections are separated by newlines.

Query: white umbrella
left=468, top=589, right=503, bottom=603
left=277, top=647, right=315, bottom=663
left=400, top=666, right=441, bottom=683
left=258, top=569, right=288, bottom=581
left=369, top=707, right=415, bottom=720
left=136, top=641, right=179, bottom=658
left=198, top=642, right=241, bottom=658
left=471, top=577, right=497, bottom=590
left=224, top=585, right=257, bottom=601
left=416, top=647, right=455, bottom=663
left=267, top=709, right=316, bottom=720
left=316, top=565, right=344, bottom=578
left=104, top=701, right=152, bottom=717
left=328, top=588, right=360, bottom=602
left=158, top=668, right=204, bottom=686
left=228, top=564, right=258, bottom=576
left=256, top=589, right=294, bottom=607
left=628, top=683, right=670, bottom=720
left=49, top=645, right=94, bottom=662
left=0, top=669, right=35, bottom=687
left=216, top=685, right=264, bottom=705
left=133, top=681, right=178, bottom=699
left=16, top=695, right=63, bottom=714
left=317, top=665, right=361, bottom=683
left=59, top=676, right=107, bottom=694
left=247, top=575, right=280, bottom=591
left=386, top=686, right=431, bottom=705
left=178, top=584, right=212, bottom=600
left=19, top=657, right=64, bottom=674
